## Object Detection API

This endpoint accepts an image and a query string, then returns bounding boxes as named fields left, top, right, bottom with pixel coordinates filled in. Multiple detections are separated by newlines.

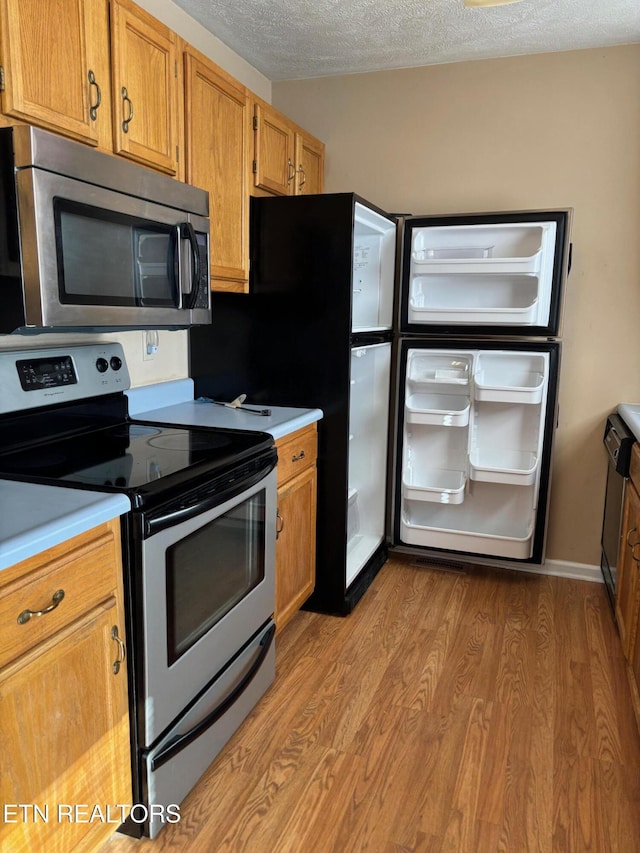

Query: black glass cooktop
left=0, top=395, right=273, bottom=507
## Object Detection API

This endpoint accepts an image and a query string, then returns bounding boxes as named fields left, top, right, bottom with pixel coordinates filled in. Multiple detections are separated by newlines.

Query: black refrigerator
left=190, top=193, right=571, bottom=615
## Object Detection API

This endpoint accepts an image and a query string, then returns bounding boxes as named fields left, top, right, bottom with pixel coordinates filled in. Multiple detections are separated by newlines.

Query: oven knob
left=110, top=356, right=123, bottom=371
left=96, top=357, right=109, bottom=373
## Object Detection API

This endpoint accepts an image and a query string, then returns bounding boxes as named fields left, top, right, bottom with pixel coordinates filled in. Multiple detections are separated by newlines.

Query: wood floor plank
left=98, top=558, right=640, bottom=853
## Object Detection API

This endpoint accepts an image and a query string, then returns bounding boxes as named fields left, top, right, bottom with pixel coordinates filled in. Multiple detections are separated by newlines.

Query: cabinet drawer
left=276, top=425, right=317, bottom=486
left=0, top=525, right=121, bottom=668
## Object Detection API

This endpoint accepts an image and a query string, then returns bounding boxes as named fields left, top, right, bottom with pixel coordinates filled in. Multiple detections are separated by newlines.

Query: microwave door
left=16, top=167, right=209, bottom=329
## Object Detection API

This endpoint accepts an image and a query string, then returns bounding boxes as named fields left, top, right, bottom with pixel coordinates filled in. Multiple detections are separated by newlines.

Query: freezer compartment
left=347, top=342, right=391, bottom=586
left=474, top=352, right=546, bottom=403
left=409, top=274, right=539, bottom=325
left=400, top=482, right=536, bottom=559
left=351, top=203, right=396, bottom=333
left=401, top=213, right=567, bottom=334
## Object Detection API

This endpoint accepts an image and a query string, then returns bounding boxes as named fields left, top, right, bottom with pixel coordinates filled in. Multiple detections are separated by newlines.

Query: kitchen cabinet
left=253, top=101, right=296, bottom=196
left=275, top=424, right=318, bottom=631
left=110, top=0, right=180, bottom=176
left=617, top=443, right=640, bottom=733
left=184, top=47, right=251, bottom=292
left=0, top=0, right=112, bottom=149
left=253, top=100, right=325, bottom=197
left=293, top=130, right=325, bottom=195
left=0, top=519, right=131, bottom=853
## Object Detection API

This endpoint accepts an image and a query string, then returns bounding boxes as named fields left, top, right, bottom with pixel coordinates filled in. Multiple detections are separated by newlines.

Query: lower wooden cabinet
left=275, top=424, right=318, bottom=631
left=617, top=443, right=640, bottom=732
left=0, top=519, right=131, bottom=853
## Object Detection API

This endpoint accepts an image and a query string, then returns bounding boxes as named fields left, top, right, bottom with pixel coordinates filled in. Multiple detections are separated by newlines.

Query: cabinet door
left=184, top=50, right=250, bottom=291
left=0, top=0, right=111, bottom=147
left=275, top=465, right=317, bottom=631
left=294, top=131, right=324, bottom=195
left=110, top=0, right=179, bottom=175
left=0, top=601, right=131, bottom=853
left=616, top=479, right=640, bottom=657
left=253, top=103, right=295, bottom=196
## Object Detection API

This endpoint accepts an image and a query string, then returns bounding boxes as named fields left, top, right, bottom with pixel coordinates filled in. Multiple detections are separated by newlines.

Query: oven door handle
left=149, top=622, right=275, bottom=771
left=144, top=462, right=274, bottom=537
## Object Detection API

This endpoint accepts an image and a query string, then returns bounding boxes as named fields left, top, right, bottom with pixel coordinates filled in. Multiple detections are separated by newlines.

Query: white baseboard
left=512, top=558, right=603, bottom=584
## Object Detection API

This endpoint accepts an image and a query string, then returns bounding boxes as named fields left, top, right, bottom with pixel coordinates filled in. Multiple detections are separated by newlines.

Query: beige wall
left=273, top=45, right=640, bottom=568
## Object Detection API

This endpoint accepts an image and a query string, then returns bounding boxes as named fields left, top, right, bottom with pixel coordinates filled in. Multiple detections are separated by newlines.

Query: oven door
left=139, top=460, right=276, bottom=745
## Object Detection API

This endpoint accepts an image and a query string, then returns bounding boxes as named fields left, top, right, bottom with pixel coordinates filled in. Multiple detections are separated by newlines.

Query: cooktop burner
left=0, top=416, right=272, bottom=502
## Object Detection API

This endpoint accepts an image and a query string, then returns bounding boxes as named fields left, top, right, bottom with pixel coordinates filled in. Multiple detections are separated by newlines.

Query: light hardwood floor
left=100, top=557, right=640, bottom=852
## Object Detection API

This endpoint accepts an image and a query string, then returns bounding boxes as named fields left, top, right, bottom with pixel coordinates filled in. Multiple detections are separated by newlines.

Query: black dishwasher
left=601, top=413, right=635, bottom=611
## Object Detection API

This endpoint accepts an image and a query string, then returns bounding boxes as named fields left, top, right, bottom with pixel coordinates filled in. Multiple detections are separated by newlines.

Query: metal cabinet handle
left=88, top=69, right=102, bottom=121
left=276, top=511, right=284, bottom=539
left=628, top=527, right=638, bottom=547
left=297, top=164, right=306, bottom=192
left=292, top=450, right=306, bottom=463
left=121, top=86, right=134, bottom=133
left=111, top=625, right=126, bottom=674
left=17, top=589, right=65, bottom=625
left=287, top=158, right=296, bottom=185
left=632, top=543, right=640, bottom=564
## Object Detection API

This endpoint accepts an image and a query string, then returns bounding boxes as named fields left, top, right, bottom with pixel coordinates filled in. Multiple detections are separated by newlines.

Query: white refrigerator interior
left=400, top=348, right=550, bottom=559
left=352, top=202, right=396, bottom=332
left=408, top=221, right=558, bottom=327
left=347, top=342, right=391, bottom=585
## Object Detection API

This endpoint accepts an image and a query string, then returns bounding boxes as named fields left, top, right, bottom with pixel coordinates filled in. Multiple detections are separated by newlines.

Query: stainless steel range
left=0, top=343, right=277, bottom=839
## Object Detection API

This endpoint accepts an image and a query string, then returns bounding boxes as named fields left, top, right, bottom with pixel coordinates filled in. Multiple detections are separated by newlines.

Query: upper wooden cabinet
left=184, top=48, right=251, bottom=291
left=253, top=100, right=325, bottom=197
left=110, top=0, right=180, bottom=175
left=0, top=0, right=112, bottom=148
left=253, top=102, right=296, bottom=195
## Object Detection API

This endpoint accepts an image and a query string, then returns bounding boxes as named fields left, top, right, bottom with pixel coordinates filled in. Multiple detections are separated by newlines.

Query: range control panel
left=0, top=343, right=130, bottom=414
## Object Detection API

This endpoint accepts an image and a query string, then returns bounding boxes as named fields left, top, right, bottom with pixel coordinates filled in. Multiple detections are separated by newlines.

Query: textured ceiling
left=173, top=0, right=640, bottom=80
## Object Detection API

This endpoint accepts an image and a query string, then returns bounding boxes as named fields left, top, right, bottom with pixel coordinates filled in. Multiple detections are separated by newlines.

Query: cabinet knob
left=276, top=511, right=284, bottom=539
left=17, top=589, right=65, bottom=625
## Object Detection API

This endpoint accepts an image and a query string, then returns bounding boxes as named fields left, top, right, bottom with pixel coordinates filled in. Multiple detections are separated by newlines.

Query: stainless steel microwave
left=0, top=126, right=211, bottom=333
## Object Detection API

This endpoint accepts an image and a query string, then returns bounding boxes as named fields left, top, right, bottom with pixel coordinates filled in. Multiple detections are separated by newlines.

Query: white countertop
left=134, top=399, right=323, bottom=440
left=618, top=403, right=640, bottom=442
left=127, top=380, right=323, bottom=441
left=0, top=482, right=130, bottom=572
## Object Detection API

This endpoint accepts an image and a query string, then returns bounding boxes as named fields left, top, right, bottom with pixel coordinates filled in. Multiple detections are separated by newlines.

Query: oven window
left=54, top=198, right=179, bottom=307
left=166, top=490, right=266, bottom=665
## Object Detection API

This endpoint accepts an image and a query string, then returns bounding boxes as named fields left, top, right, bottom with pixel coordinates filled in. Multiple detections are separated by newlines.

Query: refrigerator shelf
left=469, top=449, right=538, bottom=485
left=405, top=393, right=470, bottom=426
left=403, top=468, right=466, bottom=504
left=410, top=252, right=542, bottom=276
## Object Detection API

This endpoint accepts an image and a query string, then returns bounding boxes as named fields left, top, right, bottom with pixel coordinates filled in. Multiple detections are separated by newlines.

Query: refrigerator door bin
left=402, top=468, right=466, bottom=503
left=407, top=353, right=471, bottom=385
left=409, top=275, right=539, bottom=325
left=352, top=202, right=396, bottom=333
left=473, top=353, right=546, bottom=403
left=406, top=393, right=470, bottom=426
left=469, top=449, right=538, bottom=485
left=410, top=223, right=551, bottom=275
left=400, top=482, right=536, bottom=559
